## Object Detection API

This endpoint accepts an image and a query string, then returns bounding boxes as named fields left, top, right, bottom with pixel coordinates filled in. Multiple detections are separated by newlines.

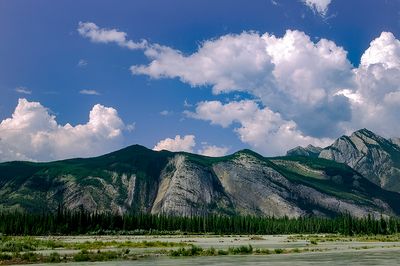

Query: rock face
left=319, top=129, right=400, bottom=193
left=1, top=144, right=400, bottom=218
left=286, top=145, right=323, bottom=158
left=151, top=155, right=233, bottom=216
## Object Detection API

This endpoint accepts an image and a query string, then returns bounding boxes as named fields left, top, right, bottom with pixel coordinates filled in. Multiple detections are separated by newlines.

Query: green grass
left=0, top=237, right=187, bottom=252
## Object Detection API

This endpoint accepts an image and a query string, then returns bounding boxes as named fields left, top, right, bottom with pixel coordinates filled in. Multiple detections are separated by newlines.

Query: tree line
left=0, top=209, right=399, bottom=235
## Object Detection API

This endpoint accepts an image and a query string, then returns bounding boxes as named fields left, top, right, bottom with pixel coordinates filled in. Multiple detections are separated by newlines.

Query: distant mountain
left=390, top=138, right=400, bottom=147
left=286, top=145, right=323, bottom=158
left=318, top=129, right=400, bottom=193
left=1, top=144, right=400, bottom=218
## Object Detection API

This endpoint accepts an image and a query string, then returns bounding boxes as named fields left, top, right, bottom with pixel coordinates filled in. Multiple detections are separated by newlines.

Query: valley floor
left=2, top=234, right=400, bottom=265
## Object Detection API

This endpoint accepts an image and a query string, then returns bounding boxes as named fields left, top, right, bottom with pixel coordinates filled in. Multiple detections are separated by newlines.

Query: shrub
left=274, top=248, right=284, bottom=254
left=228, top=245, right=253, bottom=255
left=0, top=253, right=12, bottom=260
left=46, top=252, right=61, bottom=263
left=250, top=236, right=265, bottom=240
left=46, top=240, right=64, bottom=249
left=292, top=248, right=300, bottom=253
left=255, top=248, right=271, bottom=254
left=0, top=240, right=36, bottom=252
left=203, top=247, right=217, bottom=256
left=21, top=252, right=38, bottom=262
left=73, top=250, right=91, bottom=262
left=217, top=249, right=229, bottom=255
left=169, top=245, right=203, bottom=256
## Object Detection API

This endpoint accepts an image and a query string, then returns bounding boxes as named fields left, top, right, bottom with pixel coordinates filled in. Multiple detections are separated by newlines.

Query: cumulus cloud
left=15, top=87, right=32, bottom=95
left=132, top=30, right=354, bottom=138
left=302, top=0, right=332, bottom=16
left=153, top=135, right=195, bottom=152
left=349, top=32, right=400, bottom=137
left=153, top=135, right=229, bottom=157
left=79, top=89, right=100, bottom=95
left=0, top=99, right=128, bottom=162
left=187, top=100, right=332, bottom=155
left=79, top=23, right=400, bottom=155
left=160, top=110, right=173, bottom=116
left=78, top=22, right=147, bottom=50
left=198, top=145, right=229, bottom=157
left=131, top=32, right=275, bottom=95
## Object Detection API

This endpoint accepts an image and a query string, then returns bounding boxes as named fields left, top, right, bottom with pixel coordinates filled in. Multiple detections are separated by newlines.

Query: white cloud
left=79, top=23, right=400, bottom=154
left=360, top=32, right=400, bottom=69
left=302, top=0, right=332, bottom=16
left=334, top=89, right=362, bottom=104
left=131, top=32, right=275, bottom=95
left=78, top=59, right=88, bottom=67
left=270, top=0, right=278, bottom=6
left=78, top=22, right=147, bottom=50
left=348, top=32, right=400, bottom=137
left=198, top=145, right=229, bottom=157
left=133, top=30, right=354, bottom=138
left=153, top=135, right=228, bottom=157
left=15, top=87, right=32, bottom=95
left=80, top=89, right=100, bottom=95
left=183, top=99, right=193, bottom=108
left=153, top=135, right=196, bottom=152
left=126, top=123, right=135, bottom=132
left=160, top=110, right=173, bottom=116
left=0, top=99, right=128, bottom=162
left=187, top=100, right=332, bottom=155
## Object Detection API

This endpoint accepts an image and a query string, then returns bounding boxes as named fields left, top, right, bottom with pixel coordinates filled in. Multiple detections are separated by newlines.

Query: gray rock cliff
left=319, top=129, right=400, bottom=193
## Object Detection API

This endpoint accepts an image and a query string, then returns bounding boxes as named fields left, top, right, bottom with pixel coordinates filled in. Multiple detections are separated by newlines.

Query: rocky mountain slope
left=286, top=145, right=323, bottom=158
left=318, top=129, right=400, bottom=193
left=1, top=145, right=400, bottom=218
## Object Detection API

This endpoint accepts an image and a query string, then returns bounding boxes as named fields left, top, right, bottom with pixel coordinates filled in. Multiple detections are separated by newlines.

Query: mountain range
left=0, top=129, right=400, bottom=218
left=288, top=129, right=400, bottom=194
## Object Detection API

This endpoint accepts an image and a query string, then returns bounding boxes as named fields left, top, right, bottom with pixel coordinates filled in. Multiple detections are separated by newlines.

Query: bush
left=169, top=245, right=203, bottom=256
left=0, top=253, right=12, bottom=260
left=21, top=252, right=38, bottom=262
left=274, top=248, right=284, bottom=254
left=250, top=236, right=265, bottom=240
left=254, top=248, right=271, bottom=254
left=0, top=240, right=36, bottom=252
left=217, top=249, right=229, bottom=255
left=203, top=247, right=217, bottom=256
left=46, top=240, right=64, bottom=249
left=292, top=248, right=300, bottom=253
left=73, top=250, right=91, bottom=262
left=46, top=252, right=61, bottom=263
left=228, top=245, right=253, bottom=255
left=102, top=251, right=118, bottom=260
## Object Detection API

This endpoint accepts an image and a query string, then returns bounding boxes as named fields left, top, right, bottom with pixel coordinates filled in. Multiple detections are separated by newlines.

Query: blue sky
left=0, top=0, right=400, bottom=161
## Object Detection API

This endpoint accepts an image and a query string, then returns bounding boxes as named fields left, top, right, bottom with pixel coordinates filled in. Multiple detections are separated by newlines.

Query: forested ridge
left=1, top=209, right=399, bottom=236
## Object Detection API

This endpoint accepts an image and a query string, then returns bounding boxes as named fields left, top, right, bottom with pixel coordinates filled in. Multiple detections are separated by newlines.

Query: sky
left=0, top=0, right=400, bottom=162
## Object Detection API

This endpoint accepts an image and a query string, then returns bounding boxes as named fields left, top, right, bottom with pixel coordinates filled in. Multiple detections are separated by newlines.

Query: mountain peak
left=286, top=145, right=322, bottom=158
left=353, top=128, right=381, bottom=140
left=235, top=149, right=264, bottom=158
left=319, top=129, right=400, bottom=192
left=355, top=128, right=374, bottom=135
